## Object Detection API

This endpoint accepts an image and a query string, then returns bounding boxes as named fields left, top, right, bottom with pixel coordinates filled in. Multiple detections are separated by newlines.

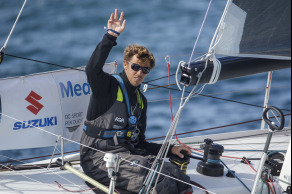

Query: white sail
left=211, top=0, right=291, bottom=60
left=0, top=63, right=116, bottom=150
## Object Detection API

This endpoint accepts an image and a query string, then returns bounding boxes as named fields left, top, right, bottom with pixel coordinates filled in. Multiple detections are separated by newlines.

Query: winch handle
left=263, top=106, right=285, bottom=131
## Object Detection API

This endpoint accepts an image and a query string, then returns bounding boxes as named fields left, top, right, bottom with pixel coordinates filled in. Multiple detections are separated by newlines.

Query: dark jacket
left=80, top=33, right=167, bottom=158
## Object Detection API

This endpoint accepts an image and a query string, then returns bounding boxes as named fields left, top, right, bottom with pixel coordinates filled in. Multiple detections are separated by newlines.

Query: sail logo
left=59, top=81, right=91, bottom=98
left=13, top=117, right=58, bottom=130
left=25, top=91, right=44, bottom=115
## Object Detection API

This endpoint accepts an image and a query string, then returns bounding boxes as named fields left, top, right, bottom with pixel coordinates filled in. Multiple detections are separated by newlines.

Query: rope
left=0, top=112, right=216, bottom=194
left=55, top=181, right=98, bottom=193
left=208, top=54, right=221, bottom=84
left=166, top=56, right=174, bottom=121
left=2, top=114, right=289, bottom=165
left=4, top=53, right=291, bottom=112
left=146, top=82, right=291, bottom=112
left=220, top=160, right=252, bottom=193
left=187, top=0, right=213, bottom=68
left=5, top=53, right=85, bottom=72
left=149, top=57, right=210, bottom=193
left=0, top=0, right=27, bottom=53
left=147, top=113, right=291, bottom=141
left=148, top=85, right=291, bottom=103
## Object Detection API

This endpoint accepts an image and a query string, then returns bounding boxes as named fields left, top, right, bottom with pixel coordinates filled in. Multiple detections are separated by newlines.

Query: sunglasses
left=129, top=62, right=151, bottom=74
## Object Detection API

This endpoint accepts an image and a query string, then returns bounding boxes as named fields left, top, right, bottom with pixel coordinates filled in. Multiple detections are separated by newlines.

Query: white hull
left=0, top=128, right=290, bottom=194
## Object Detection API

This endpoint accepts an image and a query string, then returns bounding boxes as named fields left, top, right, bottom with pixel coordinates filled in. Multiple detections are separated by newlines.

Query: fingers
left=121, top=19, right=127, bottom=30
left=178, top=152, right=185, bottom=158
left=114, top=9, right=118, bottom=20
left=119, top=11, right=124, bottom=21
left=112, top=9, right=125, bottom=21
left=109, top=13, right=114, bottom=22
left=183, top=147, right=192, bottom=155
left=173, top=146, right=191, bottom=158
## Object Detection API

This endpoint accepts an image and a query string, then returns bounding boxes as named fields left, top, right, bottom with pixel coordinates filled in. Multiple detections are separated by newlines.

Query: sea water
left=0, top=0, right=291, bottom=163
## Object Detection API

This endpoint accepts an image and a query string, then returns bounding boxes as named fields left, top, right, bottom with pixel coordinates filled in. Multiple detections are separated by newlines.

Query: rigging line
left=152, top=58, right=214, bottom=192
left=0, top=113, right=215, bottom=194
left=4, top=52, right=178, bottom=86
left=145, top=54, right=208, bottom=84
left=187, top=0, right=213, bottom=68
left=146, top=113, right=291, bottom=141
left=5, top=53, right=85, bottom=72
left=155, top=52, right=206, bottom=60
left=0, top=164, right=64, bottom=193
left=152, top=71, right=206, bottom=192
left=0, top=154, right=86, bottom=191
left=208, top=0, right=232, bottom=52
left=17, top=130, right=289, bottom=166
left=166, top=56, right=174, bottom=121
left=220, top=160, right=251, bottom=193
left=0, top=0, right=27, bottom=52
left=147, top=88, right=188, bottom=192
left=145, top=73, right=177, bottom=83
left=146, top=83, right=292, bottom=112
left=54, top=181, right=98, bottom=193
left=148, top=85, right=292, bottom=103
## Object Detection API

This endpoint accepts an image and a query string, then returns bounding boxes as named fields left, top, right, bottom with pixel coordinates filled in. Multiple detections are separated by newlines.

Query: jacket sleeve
left=85, top=33, right=118, bottom=99
left=136, top=95, right=173, bottom=157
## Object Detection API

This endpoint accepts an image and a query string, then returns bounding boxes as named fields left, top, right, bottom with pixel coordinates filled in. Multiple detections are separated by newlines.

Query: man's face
left=124, top=55, right=151, bottom=87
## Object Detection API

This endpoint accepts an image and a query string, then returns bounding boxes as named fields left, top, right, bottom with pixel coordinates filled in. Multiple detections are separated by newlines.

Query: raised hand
left=107, top=9, right=126, bottom=37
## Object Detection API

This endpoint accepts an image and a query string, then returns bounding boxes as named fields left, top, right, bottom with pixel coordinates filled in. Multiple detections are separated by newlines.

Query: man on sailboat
left=80, top=9, right=193, bottom=194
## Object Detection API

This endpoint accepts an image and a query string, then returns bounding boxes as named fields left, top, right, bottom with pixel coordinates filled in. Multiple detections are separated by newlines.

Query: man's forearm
left=85, top=33, right=117, bottom=75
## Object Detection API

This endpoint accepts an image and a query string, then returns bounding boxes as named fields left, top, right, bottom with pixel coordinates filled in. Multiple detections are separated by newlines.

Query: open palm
left=107, top=9, right=126, bottom=35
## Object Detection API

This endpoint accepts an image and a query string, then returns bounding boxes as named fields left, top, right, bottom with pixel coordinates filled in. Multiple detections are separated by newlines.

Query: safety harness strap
left=113, top=74, right=143, bottom=119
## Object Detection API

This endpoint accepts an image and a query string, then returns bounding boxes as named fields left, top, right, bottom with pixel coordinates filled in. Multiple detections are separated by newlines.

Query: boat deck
left=0, top=128, right=290, bottom=194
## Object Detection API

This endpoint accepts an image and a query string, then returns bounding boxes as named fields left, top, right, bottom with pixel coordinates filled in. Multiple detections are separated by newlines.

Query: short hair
left=123, top=44, right=155, bottom=69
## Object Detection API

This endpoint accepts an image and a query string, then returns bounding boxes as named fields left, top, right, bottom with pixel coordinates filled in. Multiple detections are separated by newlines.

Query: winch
left=196, top=138, right=225, bottom=177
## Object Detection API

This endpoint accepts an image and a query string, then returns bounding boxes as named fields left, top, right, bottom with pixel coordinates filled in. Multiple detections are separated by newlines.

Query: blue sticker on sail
left=59, top=81, right=91, bottom=98
left=13, top=116, right=58, bottom=130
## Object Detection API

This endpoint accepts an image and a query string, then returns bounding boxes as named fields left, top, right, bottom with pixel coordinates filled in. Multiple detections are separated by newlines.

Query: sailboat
left=0, top=0, right=291, bottom=193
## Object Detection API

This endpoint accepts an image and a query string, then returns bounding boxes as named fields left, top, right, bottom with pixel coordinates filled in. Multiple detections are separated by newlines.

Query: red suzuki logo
left=25, top=91, right=44, bottom=115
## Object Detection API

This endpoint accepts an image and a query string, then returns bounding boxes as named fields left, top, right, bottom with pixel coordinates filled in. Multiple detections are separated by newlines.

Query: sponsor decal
left=25, top=91, right=44, bottom=115
left=64, top=112, right=83, bottom=132
left=115, top=117, right=125, bottom=123
left=59, top=81, right=91, bottom=98
left=13, top=116, right=58, bottom=130
left=13, top=91, right=57, bottom=130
